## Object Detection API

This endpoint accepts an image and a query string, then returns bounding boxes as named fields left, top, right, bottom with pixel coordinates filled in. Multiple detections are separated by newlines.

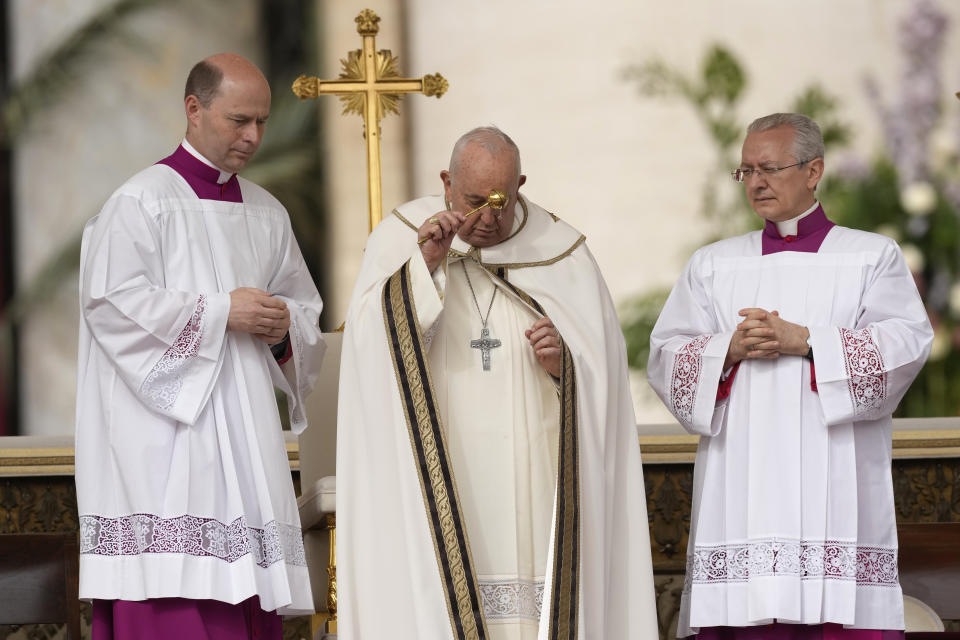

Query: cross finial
left=355, top=9, right=380, bottom=35
left=292, top=8, right=447, bottom=231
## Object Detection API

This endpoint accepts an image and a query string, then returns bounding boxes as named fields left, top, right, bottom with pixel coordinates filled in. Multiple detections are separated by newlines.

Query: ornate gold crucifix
left=292, top=8, right=448, bottom=231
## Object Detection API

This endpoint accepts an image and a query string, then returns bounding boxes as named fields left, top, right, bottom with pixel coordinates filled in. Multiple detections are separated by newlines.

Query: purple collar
left=157, top=145, right=243, bottom=203
left=761, top=204, right=834, bottom=255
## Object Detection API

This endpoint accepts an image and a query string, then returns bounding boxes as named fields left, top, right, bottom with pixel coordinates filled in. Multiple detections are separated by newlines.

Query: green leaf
left=789, top=84, right=851, bottom=151
left=701, top=45, right=745, bottom=105
left=620, top=289, right=671, bottom=371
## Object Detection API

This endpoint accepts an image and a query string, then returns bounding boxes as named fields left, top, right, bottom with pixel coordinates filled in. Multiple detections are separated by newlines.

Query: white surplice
left=74, top=148, right=325, bottom=614
left=337, top=195, right=658, bottom=639
left=648, top=224, right=932, bottom=635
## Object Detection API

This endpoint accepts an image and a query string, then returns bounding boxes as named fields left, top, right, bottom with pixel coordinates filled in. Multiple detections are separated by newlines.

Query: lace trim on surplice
left=141, top=295, right=206, bottom=411
left=671, top=335, right=712, bottom=424
left=840, top=327, right=887, bottom=416
left=685, top=538, right=898, bottom=590
left=79, top=513, right=306, bottom=568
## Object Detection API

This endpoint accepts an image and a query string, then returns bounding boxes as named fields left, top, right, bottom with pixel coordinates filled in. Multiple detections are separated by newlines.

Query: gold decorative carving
left=325, top=513, right=337, bottom=633
left=291, top=74, right=318, bottom=100
left=422, top=73, right=449, bottom=98
left=354, top=8, right=380, bottom=35
left=892, top=459, right=960, bottom=522
left=0, top=478, right=78, bottom=533
left=645, top=465, right=693, bottom=570
left=336, top=49, right=404, bottom=121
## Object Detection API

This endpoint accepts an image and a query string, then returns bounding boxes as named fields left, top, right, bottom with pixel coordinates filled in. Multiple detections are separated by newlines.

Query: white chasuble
left=431, top=257, right=559, bottom=640
left=337, top=195, right=658, bottom=640
left=648, top=224, right=932, bottom=635
left=75, top=149, right=325, bottom=615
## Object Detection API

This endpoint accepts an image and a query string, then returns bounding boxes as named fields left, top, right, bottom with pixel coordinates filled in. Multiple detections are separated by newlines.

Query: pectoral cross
left=292, top=9, right=448, bottom=232
left=470, top=327, right=502, bottom=372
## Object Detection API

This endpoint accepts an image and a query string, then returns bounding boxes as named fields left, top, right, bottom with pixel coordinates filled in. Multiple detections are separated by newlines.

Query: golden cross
left=292, top=8, right=448, bottom=232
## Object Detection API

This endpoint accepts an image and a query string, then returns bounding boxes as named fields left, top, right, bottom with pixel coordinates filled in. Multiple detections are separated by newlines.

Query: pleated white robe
left=75, top=155, right=325, bottom=615
left=648, top=225, right=932, bottom=635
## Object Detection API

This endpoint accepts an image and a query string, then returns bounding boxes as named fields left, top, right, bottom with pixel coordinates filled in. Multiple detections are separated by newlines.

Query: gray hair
left=747, top=113, right=824, bottom=162
left=449, top=126, right=522, bottom=180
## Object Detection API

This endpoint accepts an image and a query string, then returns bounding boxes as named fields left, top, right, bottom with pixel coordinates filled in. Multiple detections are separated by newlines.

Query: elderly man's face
left=740, top=126, right=821, bottom=223
left=188, top=72, right=271, bottom=174
left=442, top=142, right=525, bottom=248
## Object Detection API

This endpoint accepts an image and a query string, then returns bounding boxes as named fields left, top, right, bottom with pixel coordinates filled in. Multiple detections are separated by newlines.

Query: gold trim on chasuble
left=497, top=279, right=580, bottom=639
left=382, top=262, right=581, bottom=640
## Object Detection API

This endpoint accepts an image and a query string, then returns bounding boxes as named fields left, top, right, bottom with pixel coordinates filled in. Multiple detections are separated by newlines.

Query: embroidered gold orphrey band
left=382, top=262, right=581, bottom=639
left=497, top=278, right=580, bottom=639
left=382, top=263, right=488, bottom=640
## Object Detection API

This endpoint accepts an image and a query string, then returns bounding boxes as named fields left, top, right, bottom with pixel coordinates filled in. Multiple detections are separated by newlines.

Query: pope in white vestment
left=74, top=55, right=325, bottom=636
left=337, top=127, right=657, bottom=639
left=648, top=114, right=932, bottom=639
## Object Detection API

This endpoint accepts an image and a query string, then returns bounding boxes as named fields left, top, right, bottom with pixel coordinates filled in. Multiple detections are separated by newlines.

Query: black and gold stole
left=382, top=260, right=580, bottom=640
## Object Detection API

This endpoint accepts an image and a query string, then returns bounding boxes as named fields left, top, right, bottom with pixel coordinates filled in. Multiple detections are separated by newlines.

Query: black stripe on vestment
left=382, top=265, right=487, bottom=640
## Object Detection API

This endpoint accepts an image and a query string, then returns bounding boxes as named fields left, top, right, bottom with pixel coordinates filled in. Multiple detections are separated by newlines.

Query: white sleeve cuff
left=407, top=248, right=446, bottom=337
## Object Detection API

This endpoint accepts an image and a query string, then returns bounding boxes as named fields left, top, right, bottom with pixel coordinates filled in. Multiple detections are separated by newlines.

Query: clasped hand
left=418, top=210, right=466, bottom=273
left=228, top=287, right=290, bottom=345
left=725, top=308, right=810, bottom=370
left=526, top=317, right=563, bottom=378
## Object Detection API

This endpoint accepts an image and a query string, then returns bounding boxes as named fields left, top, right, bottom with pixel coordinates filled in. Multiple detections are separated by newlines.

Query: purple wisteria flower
left=867, top=0, right=948, bottom=185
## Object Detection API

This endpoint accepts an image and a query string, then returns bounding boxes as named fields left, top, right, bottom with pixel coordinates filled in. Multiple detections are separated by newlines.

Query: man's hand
left=418, top=210, right=465, bottom=273
left=228, top=287, right=291, bottom=345
left=526, top=317, right=563, bottom=378
left=724, top=307, right=810, bottom=369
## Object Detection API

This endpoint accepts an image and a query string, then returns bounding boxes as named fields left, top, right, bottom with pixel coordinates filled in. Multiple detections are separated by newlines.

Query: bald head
left=185, top=53, right=270, bottom=108
left=184, top=53, right=271, bottom=173
left=441, top=126, right=527, bottom=248
left=448, top=126, right=521, bottom=183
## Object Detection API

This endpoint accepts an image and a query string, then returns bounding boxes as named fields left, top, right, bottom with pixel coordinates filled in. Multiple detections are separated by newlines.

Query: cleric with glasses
left=648, top=113, right=932, bottom=639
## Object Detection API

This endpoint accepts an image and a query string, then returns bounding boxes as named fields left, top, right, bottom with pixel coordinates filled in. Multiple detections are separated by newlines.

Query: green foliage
left=620, top=289, right=671, bottom=371
left=701, top=46, right=746, bottom=106
left=789, top=84, right=852, bottom=149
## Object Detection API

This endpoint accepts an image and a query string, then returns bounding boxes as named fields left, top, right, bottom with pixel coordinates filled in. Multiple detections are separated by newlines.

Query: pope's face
left=740, top=126, right=822, bottom=223
left=442, top=142, right=525, bottom=248
left=187, top=72, right=271, bottom=174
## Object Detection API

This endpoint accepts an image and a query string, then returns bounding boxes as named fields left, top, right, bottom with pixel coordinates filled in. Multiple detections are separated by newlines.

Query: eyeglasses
left=731, top=160, right=809, bottom=183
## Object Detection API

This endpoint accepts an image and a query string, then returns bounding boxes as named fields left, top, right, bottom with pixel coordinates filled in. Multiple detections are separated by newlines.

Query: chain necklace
left=461, top=260, right=502, bottom=371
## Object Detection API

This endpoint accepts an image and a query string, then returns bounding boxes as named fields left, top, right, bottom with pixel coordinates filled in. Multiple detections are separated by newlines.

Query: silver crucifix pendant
left=470, top=326, right=502, bottom=371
